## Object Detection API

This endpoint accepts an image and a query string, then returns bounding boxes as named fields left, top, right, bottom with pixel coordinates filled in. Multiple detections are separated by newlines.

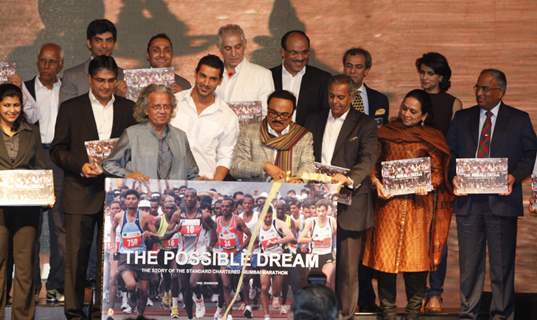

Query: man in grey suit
left=60, top=19, right=124, bottom=103
left=305, top=74, right=378, bottom=319
left=231, top=89, right=314, bottom=182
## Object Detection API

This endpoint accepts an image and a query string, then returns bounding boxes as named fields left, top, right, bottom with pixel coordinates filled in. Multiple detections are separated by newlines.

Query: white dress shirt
left=321, top=109, right=349, bottom=165
left=89, top=90, right=114, bottom=140
left=171, top=89, right=239, bottom=179
left=475, top=102, right=500, bottom=156
left=267, top=123, right=290, bottom=161
left=215, top=59, right=274, bottom=116
left=355, top=83, right=370, bottom=115
left=282, top=65, right=306, bottom=121
left=33, top=77, right=61, bottom=144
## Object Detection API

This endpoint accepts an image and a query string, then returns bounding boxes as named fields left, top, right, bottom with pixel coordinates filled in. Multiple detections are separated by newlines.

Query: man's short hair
left=125, top=189, right=140, bottom=199
left=88, top=55, right=119, bottom=77
left=315, top=199, right=331, bottom=210
left=39, top=42, right=64, bottom=60
left=87, top=19, right=117, bottom=41
left=342, top=47, right=372, bottom=69
left=195, top=54, right=224, bottom=79
left=481, top=68, right=507, bottom=90
left=147, top=33, right=173, bottom=53
left=292, top=285, right=339, bottom=320
left=328, top=74, right=353, bottom=95
left=267, top=90, right=296, bottom=111
left=217, top=24, right=246, bottom=47
left=281, top=30, right=310, bottom=50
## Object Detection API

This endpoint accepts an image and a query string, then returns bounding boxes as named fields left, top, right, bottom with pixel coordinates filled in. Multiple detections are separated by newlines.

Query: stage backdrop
left=1, top=0, right=536, bottom=309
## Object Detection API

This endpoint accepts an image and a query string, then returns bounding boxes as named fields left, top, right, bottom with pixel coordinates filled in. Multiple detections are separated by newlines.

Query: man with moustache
left=51, top=56, right=136, bottom=320
left=60, top=19, right=125, bottom=103
left=342, top=47, right=389, bottom=127
left=448, top=69, right=537, bottom=320
left=22, top=42, right=66, bottom=303
left=230, top=89, right=315, bottom=182
left=215, top=24, right=274, bottom=115
left=305, top=74, right=378, bottom=319
left=146, top=33, right=191, bottom=92
left=271, top=30, right=331, bottom=126
left=171, top=54, right=239, bottom=181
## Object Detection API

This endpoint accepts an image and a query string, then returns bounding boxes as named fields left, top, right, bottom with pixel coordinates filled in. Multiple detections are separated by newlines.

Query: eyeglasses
left=268, top=108, right=293, bottom=119
left=150, top=104, right=172, bottom=111
left=474, top=85, right=502, bottom=93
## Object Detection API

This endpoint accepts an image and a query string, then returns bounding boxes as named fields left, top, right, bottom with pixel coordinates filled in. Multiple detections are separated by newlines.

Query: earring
left=421, top=119, right=425, bottom=126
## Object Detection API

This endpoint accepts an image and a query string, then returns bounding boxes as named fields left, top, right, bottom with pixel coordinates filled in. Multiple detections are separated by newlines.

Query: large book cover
left=456, top=158, right=508, bottom=194
left=85, top=138, right=119, bottom=166
left=0, top=62, right=16, bottom=83
left=381, top=157, right=433, bottom=196
left=124, top=67, right=175, bottom=101
left=227, top=101, right=263, bottom=125
left=0, top=170, right=54, bottom=206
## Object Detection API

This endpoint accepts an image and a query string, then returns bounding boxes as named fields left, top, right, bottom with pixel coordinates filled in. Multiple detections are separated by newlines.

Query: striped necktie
left=477, top=111, right=493, bottom=158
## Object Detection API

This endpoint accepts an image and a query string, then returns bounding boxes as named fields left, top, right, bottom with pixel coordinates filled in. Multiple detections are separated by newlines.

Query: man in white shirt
left=270, top=30, right=331, bottom=126
left=22, top=42, right=66, bottom=303
left=171, top=54, right=239, bottom=181
left=215, top=24, right=274, bottom=116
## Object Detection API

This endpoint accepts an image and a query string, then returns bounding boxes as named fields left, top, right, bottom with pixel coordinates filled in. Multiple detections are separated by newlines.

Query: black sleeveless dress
left=426, top=92, right=456, bottom=136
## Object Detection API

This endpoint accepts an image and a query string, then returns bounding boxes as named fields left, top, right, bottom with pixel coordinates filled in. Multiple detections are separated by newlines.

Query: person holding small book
left=0, top=83, right=49, bottom=320
left=362, top=89, right=452, bottom=320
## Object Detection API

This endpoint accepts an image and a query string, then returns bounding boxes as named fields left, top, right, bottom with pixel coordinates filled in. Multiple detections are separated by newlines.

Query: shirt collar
left=145, top=121, right=170, bottom=140
left=354, top=83, right=366, bottom=94
left=282, top=63, right=306, bottom=78
left=89, top=90, right=115, bottom=108
left=184, top=88, right=222, bottom=115
left=328, top=108, right=350, bottom=122
left=267, top=122, right=290, bottom=136
left=480, top=101, right=501, bottom=117
left=36, top=76, right=61, bottom=90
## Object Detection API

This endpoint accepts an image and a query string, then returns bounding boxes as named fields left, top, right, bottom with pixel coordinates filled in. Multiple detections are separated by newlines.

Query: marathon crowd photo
left=0, top=9, right=536, bottom=320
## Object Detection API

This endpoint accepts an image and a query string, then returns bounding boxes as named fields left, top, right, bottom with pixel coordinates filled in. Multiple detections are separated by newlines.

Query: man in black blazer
left=448, top=69, right=537, bottom=320
left=343, top=47, right=389, bottom=127
left=305, top=74, right=378, bottom=319
left=271, top=30, right=331, bottom=126
left=51, top=56, right=135, bottom=320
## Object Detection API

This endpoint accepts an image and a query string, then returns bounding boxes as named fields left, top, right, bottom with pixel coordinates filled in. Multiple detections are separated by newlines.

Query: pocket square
left=348, top=136, right=359, bottom=142
left=375, top=108, right=386, bottom=116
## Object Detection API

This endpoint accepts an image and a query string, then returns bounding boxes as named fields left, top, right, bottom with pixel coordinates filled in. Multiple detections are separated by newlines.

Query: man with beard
left=171, top=55, right=239, bottom=181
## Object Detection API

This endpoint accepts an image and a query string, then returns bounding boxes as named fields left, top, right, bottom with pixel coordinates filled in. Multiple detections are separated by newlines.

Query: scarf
left=379, top=120, right=454, bottom=268
left=259, top=118, right=308, bottom=175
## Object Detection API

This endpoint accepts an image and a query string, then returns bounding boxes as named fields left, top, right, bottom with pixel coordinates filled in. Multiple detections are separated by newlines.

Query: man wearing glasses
left=230, top=89, right=314, bottom=182
left=270, top=30, right=331, bottom=126
left=447, top=69, right=537, bottom=320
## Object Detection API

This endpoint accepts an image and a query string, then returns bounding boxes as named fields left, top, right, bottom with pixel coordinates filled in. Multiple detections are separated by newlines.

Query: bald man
left=23, top=42, right=66, bottom=303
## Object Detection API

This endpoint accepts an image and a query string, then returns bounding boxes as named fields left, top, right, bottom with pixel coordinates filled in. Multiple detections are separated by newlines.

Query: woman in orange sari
left=362, top=89, right=452, bottom=320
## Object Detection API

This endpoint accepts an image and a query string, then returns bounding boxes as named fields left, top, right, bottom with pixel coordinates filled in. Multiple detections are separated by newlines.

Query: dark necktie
left=477, top=111, right=493, bottom=158
left=351, top=90, right=364, bottom=113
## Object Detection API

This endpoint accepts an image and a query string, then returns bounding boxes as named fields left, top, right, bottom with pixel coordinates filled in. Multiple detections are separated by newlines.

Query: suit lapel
left=490, top=103, right=510, bottom=156
left=315, top=112, right=329, bottom=161
left=84, top=94, right=100, bottom=140
left=469, top=106, right=481, bottom=152
left=333, top=110, right=358, bottom=159
left=13, top=128, right=32, bottom=165
left=111, top=97, right=123, bottom=138
left=273, top=65, right=283, bottom=90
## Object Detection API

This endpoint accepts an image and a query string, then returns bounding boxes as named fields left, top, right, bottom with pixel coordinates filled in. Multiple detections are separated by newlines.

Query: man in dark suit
left=306, top=74, right=378, bottom=319
left=342, top=47, right=388, bottom=311
left=60, top=19, right=124, bottom=103
left=343, top=47, right=389, bottom=127
left=271, top=30, right=331, bottom=126
left=146, top=33, right=191, bottom=92
left=448, top=69, right=537, bottom=320
left=23, top=42, right=67, bottom=304
left=51, top=56, right=135, bottom=320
